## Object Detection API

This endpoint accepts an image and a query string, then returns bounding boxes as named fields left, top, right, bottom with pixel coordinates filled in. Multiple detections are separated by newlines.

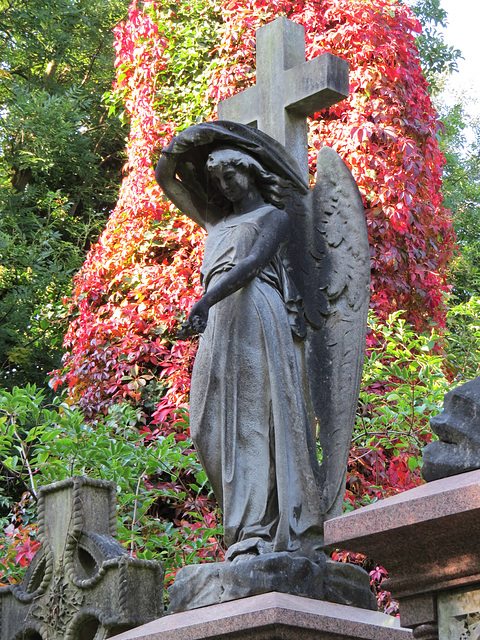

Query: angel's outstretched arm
left=155, top=154, right=207, bottom=229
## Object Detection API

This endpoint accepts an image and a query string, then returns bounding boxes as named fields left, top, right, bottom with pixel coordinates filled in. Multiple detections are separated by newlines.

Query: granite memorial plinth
left=109, top=592, right=412, bottom=640
left=324, top=469, right=480, bottom=640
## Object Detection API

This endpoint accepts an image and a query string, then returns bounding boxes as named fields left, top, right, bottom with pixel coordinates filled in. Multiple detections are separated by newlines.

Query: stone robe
left=189, top=204, right=324, bottom=556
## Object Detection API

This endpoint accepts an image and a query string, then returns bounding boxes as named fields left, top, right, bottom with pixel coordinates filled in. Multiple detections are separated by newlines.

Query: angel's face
left=209, top=162, right=255, bottom=203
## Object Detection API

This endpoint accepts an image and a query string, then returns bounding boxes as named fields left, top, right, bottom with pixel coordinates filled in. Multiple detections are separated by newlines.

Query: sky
left=438, top=0, right=480, bottom=116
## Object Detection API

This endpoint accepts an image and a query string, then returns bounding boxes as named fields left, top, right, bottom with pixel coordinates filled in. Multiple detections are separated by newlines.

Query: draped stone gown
left=189, top=204, right=324, bottom=556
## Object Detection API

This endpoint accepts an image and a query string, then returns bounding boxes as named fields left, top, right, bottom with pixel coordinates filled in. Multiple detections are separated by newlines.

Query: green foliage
left=2, top=87, right=96, bottom=189
left=410, top=0, right=480, bottom=301
left=445, top=296, right=480, bottom=381
left=0, top=384, right=222, bottom=588
left=406, top=0, right=461, bottom=93
left=437, top=100, right=480, bottom=299
left=148, top=0, right=223, bottom=129
left=406, top=0, right=479, bottom=309
left=0, top=188, right=93, bottom=390
left=0, top=0, right=129, bottom=390
left=4, top=312, right=458, bottom=590
left=348, top=312, right=450, bottom=508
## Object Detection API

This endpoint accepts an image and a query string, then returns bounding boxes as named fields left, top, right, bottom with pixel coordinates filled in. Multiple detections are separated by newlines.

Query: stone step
left=110, top=591, right=411, bottom=640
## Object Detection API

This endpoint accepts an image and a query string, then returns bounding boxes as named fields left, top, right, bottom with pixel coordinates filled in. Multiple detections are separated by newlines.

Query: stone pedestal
left=109, top=592, right=411, bottom=640
left=324, top=469, right=480, bottom=640
left=167, top=552, right=376, bottom=614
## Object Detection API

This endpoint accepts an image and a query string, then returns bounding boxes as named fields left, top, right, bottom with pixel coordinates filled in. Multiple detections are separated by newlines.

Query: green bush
left=0, top=385, right=222, bottom=588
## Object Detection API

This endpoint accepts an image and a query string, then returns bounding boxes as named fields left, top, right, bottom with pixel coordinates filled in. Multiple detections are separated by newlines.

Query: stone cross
left=0, top=476, right=164, bottom=640
left=218, top=17, right=349, bottom=180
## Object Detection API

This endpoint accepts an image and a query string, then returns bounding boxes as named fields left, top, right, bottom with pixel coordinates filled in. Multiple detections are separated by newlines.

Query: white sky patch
left=437, top=0, right=480, bottom=117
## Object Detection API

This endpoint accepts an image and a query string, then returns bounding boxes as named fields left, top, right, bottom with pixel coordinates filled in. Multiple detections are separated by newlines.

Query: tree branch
left=81, top=41, right=103, bottom=86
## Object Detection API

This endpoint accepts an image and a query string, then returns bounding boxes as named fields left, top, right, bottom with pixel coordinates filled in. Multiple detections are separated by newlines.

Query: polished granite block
left=110, top=592, right=411, bottom=640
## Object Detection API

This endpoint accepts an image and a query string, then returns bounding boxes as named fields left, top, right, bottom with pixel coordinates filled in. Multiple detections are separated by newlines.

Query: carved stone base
left=167, top=552, right=376, bottom=614
left=437, top=586, right=480, bottom=640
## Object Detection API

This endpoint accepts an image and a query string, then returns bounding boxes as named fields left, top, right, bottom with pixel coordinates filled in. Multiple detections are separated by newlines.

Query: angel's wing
left=287, top=146, right=370, bottom=520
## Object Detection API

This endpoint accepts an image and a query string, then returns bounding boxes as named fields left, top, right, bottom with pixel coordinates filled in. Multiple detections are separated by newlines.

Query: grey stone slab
left=437, top=586, right=480, bottom=640
left=110, top=592, right=412, bottom=640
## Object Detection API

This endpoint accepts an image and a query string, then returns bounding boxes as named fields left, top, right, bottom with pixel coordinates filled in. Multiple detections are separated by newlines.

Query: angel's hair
left=206, top=148, right=292, bottom=209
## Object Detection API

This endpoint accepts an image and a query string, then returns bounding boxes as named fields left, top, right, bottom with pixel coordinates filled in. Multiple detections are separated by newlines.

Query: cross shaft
left=218, top=18, right=349, bottom=179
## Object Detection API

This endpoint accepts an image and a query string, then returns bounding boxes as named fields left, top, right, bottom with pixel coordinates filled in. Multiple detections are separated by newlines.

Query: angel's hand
left=174, top=127, right=201, bottom=146
left=175, top=320, right=191, bottom=339
left=177, top=298, right=210, bottom=338
left=188, top=297, right=210, bottom=333
left=161, top=127, right=203, bottom=156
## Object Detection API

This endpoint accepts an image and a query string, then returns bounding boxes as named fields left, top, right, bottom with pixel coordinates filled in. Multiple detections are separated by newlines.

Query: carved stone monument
left=0, top=476, right=164, bottom=640
left=437, top=586, right=480, bottom=640
left=423, top=376, right=480, bottom=482
left=154, top=16, right=373, bottom=614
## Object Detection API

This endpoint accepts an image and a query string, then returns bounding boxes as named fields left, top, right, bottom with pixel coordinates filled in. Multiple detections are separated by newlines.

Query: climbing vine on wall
left=44, top=0, right=455, bottom=609
left=52, top=0, right=454, bottom=421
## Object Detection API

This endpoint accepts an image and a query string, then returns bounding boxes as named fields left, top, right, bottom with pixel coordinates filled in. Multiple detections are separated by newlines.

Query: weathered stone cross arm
left=218, top=17, right=349, bottom=180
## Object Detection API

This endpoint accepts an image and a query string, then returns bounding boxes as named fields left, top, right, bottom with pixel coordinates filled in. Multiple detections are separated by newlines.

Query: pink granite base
left=323, top=468, right=480, bottom=636
left=109, top=592, right=411, bottom=640
left=324, top=469, right=480, bottom=597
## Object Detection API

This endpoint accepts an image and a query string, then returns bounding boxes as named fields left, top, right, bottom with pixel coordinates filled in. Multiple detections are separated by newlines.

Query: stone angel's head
left=206, top=148, right=291, bottom=210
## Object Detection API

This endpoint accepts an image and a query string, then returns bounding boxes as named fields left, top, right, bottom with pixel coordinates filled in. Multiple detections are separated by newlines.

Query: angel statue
left=155, top=121, right=372, bottom=612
